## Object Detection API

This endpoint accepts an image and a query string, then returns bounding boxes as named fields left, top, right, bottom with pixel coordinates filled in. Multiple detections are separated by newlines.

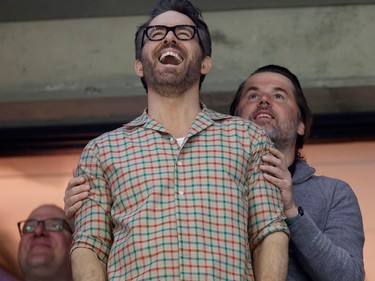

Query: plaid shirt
left=72, top=106, right=288, bottom=280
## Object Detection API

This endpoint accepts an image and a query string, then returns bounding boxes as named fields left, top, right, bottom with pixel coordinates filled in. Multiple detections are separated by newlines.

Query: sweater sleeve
left=289, top=178, right=365, bottom=281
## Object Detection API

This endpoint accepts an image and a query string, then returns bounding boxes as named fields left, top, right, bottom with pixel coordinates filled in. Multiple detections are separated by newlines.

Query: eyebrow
left=246, top=86, right=289, bottom=95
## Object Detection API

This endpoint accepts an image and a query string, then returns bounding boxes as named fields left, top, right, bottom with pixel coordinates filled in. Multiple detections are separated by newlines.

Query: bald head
left=18, top=204, right=73, bottom=281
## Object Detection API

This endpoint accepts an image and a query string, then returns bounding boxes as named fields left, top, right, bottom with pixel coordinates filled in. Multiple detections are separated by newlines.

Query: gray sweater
left=287, top=159, right=365, bottom=281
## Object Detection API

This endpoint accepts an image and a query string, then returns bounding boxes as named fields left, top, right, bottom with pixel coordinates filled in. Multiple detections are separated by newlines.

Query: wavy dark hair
left=229, top=65, right=313, bottom=158
left=134, top=0, right=212, bottom=92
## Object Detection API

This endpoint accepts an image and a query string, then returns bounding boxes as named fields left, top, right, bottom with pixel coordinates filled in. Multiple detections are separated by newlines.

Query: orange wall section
left=0, top=141, right=374, bottom=280
left=303, top=141, right=375, bottom=281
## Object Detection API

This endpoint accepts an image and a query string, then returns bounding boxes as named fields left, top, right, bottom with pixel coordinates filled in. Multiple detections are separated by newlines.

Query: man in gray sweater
left=229, top=64, right=365, bottom=281
left=64, top=64, right=365, bottom=280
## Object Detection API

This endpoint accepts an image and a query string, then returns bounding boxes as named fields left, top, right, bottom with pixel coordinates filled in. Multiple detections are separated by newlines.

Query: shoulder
left=86, top=126, right=128, bottom=147
left=207, top=108, right=268, bottom=137
left=314, top=175, right=356, bottom=198
left=296, top=164, right=357, bottom=202
left=86, top=112, right=148, bottom=148
left=294, top=159, right=359, bottom=200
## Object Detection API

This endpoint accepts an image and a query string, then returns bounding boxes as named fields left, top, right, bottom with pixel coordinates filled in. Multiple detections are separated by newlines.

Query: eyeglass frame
left=142, top=24, right=199, bottom=47
left=17, top=218, right=73, bottom=237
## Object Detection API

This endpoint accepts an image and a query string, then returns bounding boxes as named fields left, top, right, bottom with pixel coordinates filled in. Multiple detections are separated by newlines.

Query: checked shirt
left=71, top=106, right=289, bottom=280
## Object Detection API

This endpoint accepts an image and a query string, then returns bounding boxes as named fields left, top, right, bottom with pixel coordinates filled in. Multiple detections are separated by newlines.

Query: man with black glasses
left=17, top=204, right=73, bottom=281
left=68, top=0, right=289, bottom=280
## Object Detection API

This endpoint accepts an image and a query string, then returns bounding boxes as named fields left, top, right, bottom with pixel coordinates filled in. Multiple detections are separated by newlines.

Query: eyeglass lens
left=19, top=219, right=70, bottom=234
left=146, top=25, right=196, bottom=41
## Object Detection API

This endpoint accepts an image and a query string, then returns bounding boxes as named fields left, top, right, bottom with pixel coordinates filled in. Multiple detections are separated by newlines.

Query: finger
left=262, top=154, right=280, bottom=167
left=71, top=176, right=86, bottom=187
left=66, top=201, right=84, bottom=218
left=67, top=184, right=90, bottom=197
left=263, top=173, right=285, bottom=188
left=264, top=173, right=294, bottom=209
left=269, top=149, right=287, bottom=166
left=66, top=176, right=87, bottom=192
left=261, top=164, right=292, bottom=186
left=65, top=189, right=89, bottom=208
left=263, top=152, right=289, bottom=171
left=64, top=191, right=88, bottom=217
left=72, top=190, right=90, bottom=202
left=265, top=173, right=287, bottom=187
left=268, top=147, right=284, bottom=159
left=64, top=185, right=89, bottom=215
left=260, top=164, right=282, bottom=177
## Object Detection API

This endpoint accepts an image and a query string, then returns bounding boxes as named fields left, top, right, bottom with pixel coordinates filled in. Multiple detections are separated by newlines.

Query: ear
left=135, top=59, right=144, bottom=77
left=200, top=56, right=212, bottom=75
left=297, top=121, right=305, bottom=136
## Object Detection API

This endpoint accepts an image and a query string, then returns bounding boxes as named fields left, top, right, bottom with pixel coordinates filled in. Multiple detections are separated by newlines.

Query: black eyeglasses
left=17, top=218, right=73, bottom=236
left=143, top=25, right=197, bottom=43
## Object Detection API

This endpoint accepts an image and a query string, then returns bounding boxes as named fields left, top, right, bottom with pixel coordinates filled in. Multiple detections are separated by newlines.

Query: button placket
left=174, top=152, right=186, bottom=276
left=175, top=159, right=185, bottom=197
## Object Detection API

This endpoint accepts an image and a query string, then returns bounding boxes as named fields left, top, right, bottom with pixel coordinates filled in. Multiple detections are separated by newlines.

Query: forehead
left=149, top=10, right=195, bottom=26
left=28, top=206, right=65, bottom=220
left=245, top=72, right=295, bottom=93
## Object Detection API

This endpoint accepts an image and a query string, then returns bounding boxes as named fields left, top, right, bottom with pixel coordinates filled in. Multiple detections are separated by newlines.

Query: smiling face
left=18, top=205, right=72, bottom=280
left=135, top=10, right=211, bottom=97
left=236, top=72, right=305, bottom=151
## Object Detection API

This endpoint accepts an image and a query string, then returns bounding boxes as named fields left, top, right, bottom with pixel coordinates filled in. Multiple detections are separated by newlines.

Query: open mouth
left=159, top=51, right=183, bottom=65
left=252, top=110, right=275, bottom=123
left=255, top=113, right=273, bottom=120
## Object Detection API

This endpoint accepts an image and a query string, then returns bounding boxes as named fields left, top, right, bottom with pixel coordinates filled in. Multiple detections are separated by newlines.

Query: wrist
left=285, top=206, right=304, bottom=226
left=284, top=205, right=298, bottom=219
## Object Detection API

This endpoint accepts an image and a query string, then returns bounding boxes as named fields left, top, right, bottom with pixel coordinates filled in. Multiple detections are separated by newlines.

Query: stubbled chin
left=254, top=119, right=272, bottom=126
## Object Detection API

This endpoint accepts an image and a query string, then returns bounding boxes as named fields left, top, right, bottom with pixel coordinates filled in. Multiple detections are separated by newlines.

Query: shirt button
left=177, top=160, right=183, bottom=166
left=170, top=137, right=174, bottom=143
left=178, top=190, right=184, bottom=196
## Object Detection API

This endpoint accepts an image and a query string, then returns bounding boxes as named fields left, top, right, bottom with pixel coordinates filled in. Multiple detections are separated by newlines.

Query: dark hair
left=229, top=65, right=313, bottom=158
left=134, top=0, right=212, bottom=92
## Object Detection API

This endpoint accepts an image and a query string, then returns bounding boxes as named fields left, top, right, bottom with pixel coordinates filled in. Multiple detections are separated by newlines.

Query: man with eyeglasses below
left=69, top=0, right=289, bottom=280
left=17, top=204, right=73, bottom=281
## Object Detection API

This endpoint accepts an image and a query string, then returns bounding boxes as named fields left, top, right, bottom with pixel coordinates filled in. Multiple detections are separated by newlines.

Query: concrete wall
left=1, top=4, right=374, bottom=127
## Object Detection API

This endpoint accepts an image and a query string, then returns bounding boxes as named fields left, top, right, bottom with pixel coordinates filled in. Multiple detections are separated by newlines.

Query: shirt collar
left=124, top=103, right=229, bottom=133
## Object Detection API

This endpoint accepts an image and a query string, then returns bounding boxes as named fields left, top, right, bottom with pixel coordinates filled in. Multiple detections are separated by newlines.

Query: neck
left=147, top=86, right=201, bottom=138
left=23, top=267, right=72, bottom=281
left=25, top=275, right=72, bottom=281
left=278, top=146, right=296, bottom=167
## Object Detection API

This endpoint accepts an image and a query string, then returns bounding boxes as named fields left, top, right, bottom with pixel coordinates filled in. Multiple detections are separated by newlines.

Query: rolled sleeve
left=70, top=140, right=113, bottom=263
left=247, top=131, right=289, bottom=251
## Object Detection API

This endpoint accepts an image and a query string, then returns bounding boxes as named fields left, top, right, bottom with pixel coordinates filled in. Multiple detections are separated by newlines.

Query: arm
left=71, top=141, right=113, bottom=280
left=260, top=150, right=365, bottom=280
left=253, top=231, right=289, bottom=281
left=248, top=134, right=289, bottom=280
left=71, top=248, right=106, bottom=281
left=289, top=180, right=365, bottom=281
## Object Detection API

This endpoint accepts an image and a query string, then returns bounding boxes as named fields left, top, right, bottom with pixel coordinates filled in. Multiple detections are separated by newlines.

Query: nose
left=258, top=95, right=270, bottom=106
left=163, top=30, right=177, bottom=44
left=34, top=221, right=48, bottom=236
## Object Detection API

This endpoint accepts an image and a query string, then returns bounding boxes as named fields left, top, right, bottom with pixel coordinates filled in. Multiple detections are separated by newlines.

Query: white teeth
left=257, top=114, right=272, bottom=118
left=159, top=51, right=182, bottom=63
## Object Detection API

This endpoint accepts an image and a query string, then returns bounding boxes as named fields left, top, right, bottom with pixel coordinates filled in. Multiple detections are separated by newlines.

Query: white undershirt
left=176, top=137, right=186, bottom=148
